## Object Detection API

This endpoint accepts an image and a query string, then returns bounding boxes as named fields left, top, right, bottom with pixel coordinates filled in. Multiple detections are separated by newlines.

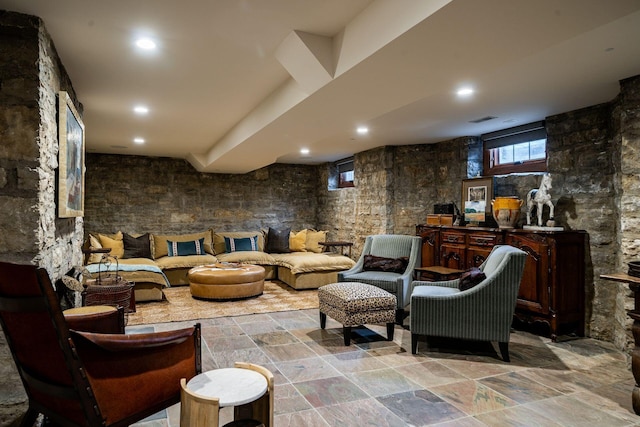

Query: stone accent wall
left=84, top=155, right=321, bottom=235
left=616, top=76, right=640, bottom=350
left=0, top=11, right=83, bottom=425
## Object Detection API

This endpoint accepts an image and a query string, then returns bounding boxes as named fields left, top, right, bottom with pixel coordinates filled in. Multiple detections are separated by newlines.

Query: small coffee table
left=188, top=263, right=265, bottom=300
left=414, top=266, right=464, bottom=282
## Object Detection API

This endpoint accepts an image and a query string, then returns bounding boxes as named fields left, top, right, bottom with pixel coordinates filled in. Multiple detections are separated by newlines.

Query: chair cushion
left=363, top=255, right=408, bottom=273
left=412, top=285, right=460, bottom=297
left=458, top=267, right=486, bottom=291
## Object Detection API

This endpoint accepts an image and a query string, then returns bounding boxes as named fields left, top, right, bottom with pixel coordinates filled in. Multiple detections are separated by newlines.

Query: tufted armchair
left=0, top=261, right=201, bottom=427
left=410, top=245, right=526, bottom=361
left=338, top=234, right=421, bottom=324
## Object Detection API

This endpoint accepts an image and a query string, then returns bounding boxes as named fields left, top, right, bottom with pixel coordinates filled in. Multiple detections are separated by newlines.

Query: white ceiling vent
left=469, top=116, right=498, bottom=123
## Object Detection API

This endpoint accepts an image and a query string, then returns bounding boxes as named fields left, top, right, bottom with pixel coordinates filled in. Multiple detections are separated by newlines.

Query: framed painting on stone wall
left=461, top=177, right=493, bottom=225
left=58, top=91, right=85, bottom=217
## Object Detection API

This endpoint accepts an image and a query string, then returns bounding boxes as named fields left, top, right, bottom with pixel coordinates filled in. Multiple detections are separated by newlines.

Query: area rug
left=127, top=281, right=319, bottom=326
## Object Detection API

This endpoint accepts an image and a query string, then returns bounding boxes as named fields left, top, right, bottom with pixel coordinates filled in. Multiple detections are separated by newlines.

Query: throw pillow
left=86, top=234, right=104, bottom=264
left=224, top=236, right=259, bottom=252
left=265, top=227, right=291, bottom=253
left=289, top=229, right=307, bottom=252
left=123, top=233, right=152, bottom=259
left=363, top=255, right=409, bottom=273
left=98, top=232, right=124, bottom=259
left=167, top=238, right=206, bottom=256
left=458, top=267, right=486, bottom=291
left=305, top=229, right=327, bottom=253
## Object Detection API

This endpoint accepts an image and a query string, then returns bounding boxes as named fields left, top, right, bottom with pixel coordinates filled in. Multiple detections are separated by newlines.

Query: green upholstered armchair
left=338, top=234, right=422, bottom=324
left=410, top=245, right=526, bottom=361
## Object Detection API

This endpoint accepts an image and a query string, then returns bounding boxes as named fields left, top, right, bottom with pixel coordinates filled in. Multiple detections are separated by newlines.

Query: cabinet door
left=440, top=230, right=466, bottom=269
left=466, top=232, right=502, bottom=268
left=416, top=225, right=439, bottom=267
left=506, top=233, right=549, bottom=315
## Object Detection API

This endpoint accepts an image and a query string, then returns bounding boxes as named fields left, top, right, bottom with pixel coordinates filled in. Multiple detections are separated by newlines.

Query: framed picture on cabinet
left=58, top=91, right=85, bottom=218
left=461, top=177, right=493, bottom=224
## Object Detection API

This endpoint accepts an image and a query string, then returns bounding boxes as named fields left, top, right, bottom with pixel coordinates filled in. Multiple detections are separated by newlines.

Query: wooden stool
left=318, top=282, right=396, bottom=345
left=180, top=363, right=274, bottom=427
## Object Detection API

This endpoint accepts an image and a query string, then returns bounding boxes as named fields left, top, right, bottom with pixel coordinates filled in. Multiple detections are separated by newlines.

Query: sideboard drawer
left=468, top=233, right=501, bottom=247
left=441, top=231, right=465, bottom=244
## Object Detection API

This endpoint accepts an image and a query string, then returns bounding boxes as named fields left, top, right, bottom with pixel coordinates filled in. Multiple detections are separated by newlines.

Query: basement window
left=482, top=121, right=547, bottom=175
left=337, top=158, right=355, bottom=188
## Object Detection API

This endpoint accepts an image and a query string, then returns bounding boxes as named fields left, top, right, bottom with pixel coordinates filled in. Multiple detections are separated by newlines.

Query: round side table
left=187, top=368, right=268, bottom=407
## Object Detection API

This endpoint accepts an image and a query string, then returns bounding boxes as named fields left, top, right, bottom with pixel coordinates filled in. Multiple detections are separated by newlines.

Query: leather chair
left=410, top=245, right=526, bottom=361
left=338, top=234, right=421, bottom=324
left=0, top=261, right=202, bottom=427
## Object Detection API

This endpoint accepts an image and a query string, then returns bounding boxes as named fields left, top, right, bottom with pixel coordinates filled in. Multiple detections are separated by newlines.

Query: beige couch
left=84, top=229, right=355, bottom=302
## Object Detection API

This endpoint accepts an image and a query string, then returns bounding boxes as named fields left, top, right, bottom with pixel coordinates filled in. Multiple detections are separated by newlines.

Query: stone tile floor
left=129, top=308, right=640, bottom=426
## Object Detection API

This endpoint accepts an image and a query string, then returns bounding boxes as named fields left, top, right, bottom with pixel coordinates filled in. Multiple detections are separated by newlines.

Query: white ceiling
left=3, top=0, right=640, bottom=173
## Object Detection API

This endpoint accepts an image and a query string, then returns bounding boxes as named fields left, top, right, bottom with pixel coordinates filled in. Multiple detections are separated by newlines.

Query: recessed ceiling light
left=133, top=105, right=149, bottom=115
left=133, top=137, right=145, bottom=144
left=456, top=87, right=474, bottom=97
left=356, top=126, right=369, bottom=135
left=135, top=37, right=156, bottom=50
left=300, top=148, right=310, bottom=155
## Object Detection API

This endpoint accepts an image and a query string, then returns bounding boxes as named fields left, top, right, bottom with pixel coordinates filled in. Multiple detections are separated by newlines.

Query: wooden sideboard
left=416, top=224, right=586, bottom=340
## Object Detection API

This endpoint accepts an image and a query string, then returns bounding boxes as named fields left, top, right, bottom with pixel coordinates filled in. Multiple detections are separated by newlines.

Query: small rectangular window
left=483, top=121, right=547, bottom=175
left=338, top=159, right=354, bottom=188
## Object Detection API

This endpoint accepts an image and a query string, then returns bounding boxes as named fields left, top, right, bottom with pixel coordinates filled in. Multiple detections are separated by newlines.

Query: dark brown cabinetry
left=415, top=224, right=586, bottom=340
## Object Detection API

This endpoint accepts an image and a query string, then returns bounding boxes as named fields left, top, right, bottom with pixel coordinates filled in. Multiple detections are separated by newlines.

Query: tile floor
left=129, top=309, right=640, bottom=426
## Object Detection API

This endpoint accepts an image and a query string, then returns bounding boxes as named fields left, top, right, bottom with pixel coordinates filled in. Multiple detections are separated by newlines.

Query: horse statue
left=526, top=173, right=554, bottom=227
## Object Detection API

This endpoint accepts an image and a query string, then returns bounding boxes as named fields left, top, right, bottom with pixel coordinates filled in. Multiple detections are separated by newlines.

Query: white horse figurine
left=526, top=173, right=554, bottom=227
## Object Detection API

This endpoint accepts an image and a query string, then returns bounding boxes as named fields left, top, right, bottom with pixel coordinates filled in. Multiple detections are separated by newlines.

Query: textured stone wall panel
left=84, top=156, right=319, bottom=236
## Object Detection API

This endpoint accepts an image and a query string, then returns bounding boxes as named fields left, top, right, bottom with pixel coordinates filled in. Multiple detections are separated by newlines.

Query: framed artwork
left=461, top=177, right=494, bottom=223
left=58, top=91, right=85, bottom=217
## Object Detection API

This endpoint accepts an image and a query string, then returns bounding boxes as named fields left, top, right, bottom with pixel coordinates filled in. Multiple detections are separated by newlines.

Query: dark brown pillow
left=265, top=227, right=291, bottom=253
left=123, top=233, right=152, bottom=259
left=458, top=267, right=486, bottom=291
left=363, top=255, right=409, bottom=273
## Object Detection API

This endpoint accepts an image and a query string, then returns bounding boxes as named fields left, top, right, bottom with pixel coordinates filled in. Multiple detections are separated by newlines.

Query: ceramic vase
left=491, top=196, right=523, bottom=229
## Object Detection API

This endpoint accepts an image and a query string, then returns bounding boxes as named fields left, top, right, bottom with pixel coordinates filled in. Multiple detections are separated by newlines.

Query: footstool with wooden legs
left=318, top=282, right=397, bottom=346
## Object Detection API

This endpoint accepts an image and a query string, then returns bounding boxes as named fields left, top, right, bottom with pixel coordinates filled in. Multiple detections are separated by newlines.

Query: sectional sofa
left=83, top=228, right=355, bottom=302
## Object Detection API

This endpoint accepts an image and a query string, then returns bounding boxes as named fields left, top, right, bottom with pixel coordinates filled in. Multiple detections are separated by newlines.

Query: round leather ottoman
left=188, top=263, right=266, bottom=300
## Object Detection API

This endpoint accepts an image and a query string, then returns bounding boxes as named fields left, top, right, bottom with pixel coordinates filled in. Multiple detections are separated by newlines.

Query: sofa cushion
left=167, top=238, right=206, bottom=256
left=152, top=230, right=214, bottom=259
left=266, top=227, right=291, bottom=253
left=271, top=252, right=355, bottom=275
left=87, top=234, right=104, bottom=264
left=98, top=232, right=124, bottom=259
left=363, top=254, right=409, bottom=274
left=289, top=229, right=307, bottom=252
left=154, top=254, right=217, bottom=270
left=214, top=231, right=265, bottom=254
left=305, top=229, right=327, bottom=253
left=225, top=236, right=259, bottom=252
left=216, top=251, right=277, bottom=265
left=123, top=233, right=152, bottom=259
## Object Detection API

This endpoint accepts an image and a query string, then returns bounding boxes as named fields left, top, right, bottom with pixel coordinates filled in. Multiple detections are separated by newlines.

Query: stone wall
left=84, top=155, right=321, bottom=236
left=616, top=76, right=640, bottom=349
left=0, top=11, right=84, bottom=425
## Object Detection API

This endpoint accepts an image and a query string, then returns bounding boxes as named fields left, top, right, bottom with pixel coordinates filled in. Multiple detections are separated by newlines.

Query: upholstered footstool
left=188, top=263, right=266, bottom=300
left=318, top=282, right=396, bottom=346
